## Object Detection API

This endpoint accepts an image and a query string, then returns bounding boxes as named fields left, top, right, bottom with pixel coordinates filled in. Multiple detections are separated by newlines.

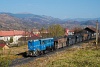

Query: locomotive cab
left=27, top=39, right=41, bottom=56
left=27, top=38, right=54, bottom=57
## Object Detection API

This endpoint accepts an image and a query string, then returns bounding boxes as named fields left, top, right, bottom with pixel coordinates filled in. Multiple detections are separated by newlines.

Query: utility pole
left=96, top=20, right=98, bottom=49
left=25, top=28, right=26, bottom=45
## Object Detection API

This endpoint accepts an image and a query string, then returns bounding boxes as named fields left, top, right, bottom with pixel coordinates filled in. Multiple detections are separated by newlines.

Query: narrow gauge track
left=9, top=39, right=95, bottom=67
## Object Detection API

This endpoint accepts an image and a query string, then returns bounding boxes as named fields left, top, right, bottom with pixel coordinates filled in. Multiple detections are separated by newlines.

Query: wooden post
left=24, top=28, right=26, bottom=45
left=96, top=20, right=98, bottom=49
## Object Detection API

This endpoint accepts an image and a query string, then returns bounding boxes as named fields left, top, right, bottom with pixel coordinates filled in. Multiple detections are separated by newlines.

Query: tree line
left=40, top=24, right=65, bottom=38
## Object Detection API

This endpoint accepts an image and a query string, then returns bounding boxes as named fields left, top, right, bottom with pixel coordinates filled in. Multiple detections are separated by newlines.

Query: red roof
left=29, top=31, right=40, bottom=38
left=0, top=44, right=6, bottom=48
left=0, top=30, right=25, bottom=36
left=14, top=30, right=25, bottom=35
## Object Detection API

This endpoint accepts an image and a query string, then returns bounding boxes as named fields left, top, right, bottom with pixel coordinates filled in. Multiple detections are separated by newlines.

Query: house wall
left=13, top=35, right=23, bottom=43
left=0, top=36, right=11, bottom=41
left=0, top=35, right=23, bottom=44
left=68, top=32, right=74, bottom=35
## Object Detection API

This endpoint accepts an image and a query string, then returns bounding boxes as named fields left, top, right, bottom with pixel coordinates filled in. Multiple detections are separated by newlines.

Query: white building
left=0, top=30, right=25, bottom=44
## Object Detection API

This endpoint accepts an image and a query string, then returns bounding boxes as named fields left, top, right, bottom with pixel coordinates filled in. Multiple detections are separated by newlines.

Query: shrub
left=0, top=57, right=11, bottom=67
left=10, top=37, right=13, bottom=43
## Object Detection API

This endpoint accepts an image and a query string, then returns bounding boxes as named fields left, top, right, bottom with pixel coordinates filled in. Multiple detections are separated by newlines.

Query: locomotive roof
left=40, top=38, right=54, bottom=40
left=28, top=38, right=53, bottom=41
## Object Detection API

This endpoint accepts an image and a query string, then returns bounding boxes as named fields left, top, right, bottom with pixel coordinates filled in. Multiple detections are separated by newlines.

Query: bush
left=10, top=37, right=13, bottom=43
left=0, top=57, right=11, bottom=67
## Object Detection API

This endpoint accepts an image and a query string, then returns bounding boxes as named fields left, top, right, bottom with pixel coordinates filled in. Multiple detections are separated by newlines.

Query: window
left=41, top=41, right=45, bottom=45
left=48, top=40, right=50, bottom=42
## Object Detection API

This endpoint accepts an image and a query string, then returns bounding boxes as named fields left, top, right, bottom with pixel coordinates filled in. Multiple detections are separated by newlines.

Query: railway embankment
left=13, top=40, right=100, bottom=67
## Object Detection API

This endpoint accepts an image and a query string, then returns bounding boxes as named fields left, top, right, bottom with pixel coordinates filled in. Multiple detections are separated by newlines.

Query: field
left=15, top=41, right=100, bottom=67
left=0, top=45, right=28, bottom=67
left=0, top=40, right=100, bottom=67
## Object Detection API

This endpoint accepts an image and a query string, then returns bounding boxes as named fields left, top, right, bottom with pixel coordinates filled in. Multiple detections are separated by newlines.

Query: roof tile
left=0, top=30, right=25, bottom=36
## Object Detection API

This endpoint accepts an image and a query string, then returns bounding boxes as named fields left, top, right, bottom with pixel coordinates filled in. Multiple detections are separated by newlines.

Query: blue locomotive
left=27, top=38, right=55, bottom=56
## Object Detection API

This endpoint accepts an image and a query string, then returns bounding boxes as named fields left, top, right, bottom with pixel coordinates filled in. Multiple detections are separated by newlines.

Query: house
left=0, top=44, right=9, bottom=50
left=84, top=27, right=96, bottom=33
left=18, top=32, right=41, bottom=41
left=65, top=28, right=74, bottom=36
left=32, top=28, right=40, bottom=36
left=40, top=29, right=48, bottom=34
left=0, top=30, right=25, bottom=44
left=84, top=27, right=96, bottom=37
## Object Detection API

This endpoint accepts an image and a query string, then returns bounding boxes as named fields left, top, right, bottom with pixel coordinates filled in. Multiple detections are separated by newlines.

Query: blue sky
left=0, top=0, right=100, bottom=19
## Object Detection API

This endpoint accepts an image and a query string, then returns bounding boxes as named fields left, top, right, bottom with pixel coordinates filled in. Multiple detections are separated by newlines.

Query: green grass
left=10, top=41, right=100, bottom=67
left=0, top=55, right=11, bottom=67
left=46, top=48, right=100, bottom=67
left=18, top=46, right=100, bottom=67
left=0, top=49, right=22, bottom=67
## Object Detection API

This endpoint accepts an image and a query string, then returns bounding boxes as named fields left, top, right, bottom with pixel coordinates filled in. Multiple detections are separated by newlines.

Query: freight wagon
left=54, top=37, right=66, bottom=49
left=67, top=35, right=76, bottom=46
left=27, top=33, right=93, bottom=57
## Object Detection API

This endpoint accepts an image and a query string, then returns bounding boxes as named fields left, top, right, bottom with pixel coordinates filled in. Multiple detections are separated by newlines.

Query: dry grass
left=16, top=41, right=100, bottom=67
left=0, top=45, right=28, bottom=67
left=0, top=45, right=28, bottom=60
left=10, top=45, right=28, bottom=55
left=0, top=45, right=28, bottom=55
left=0, top=40, right=100, bottom=67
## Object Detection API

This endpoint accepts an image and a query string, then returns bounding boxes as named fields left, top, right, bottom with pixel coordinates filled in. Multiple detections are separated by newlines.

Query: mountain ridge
left=0, top=12, right=100, bottom=30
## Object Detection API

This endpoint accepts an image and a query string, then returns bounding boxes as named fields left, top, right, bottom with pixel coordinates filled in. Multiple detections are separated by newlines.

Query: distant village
left=0, top=26, right=97, bottom=50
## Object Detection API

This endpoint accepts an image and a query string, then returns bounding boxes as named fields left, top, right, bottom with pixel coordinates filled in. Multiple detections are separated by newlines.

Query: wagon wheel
left=43, top=50, right=46, bottom=54
left=54, top=42, right=58, bottom=50
left=40, top=50, right=44, bottom=55
left=33, top=50, right=39, bottom=57
left=51, top=47, right=54, bottom=51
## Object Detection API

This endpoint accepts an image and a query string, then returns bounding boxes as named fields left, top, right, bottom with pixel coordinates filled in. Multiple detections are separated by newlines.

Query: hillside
left=0, top=14, right=26, bottom=30
left=0, top=12, right=100, bottom=30
left=0, top=12, right=65, bottom=30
